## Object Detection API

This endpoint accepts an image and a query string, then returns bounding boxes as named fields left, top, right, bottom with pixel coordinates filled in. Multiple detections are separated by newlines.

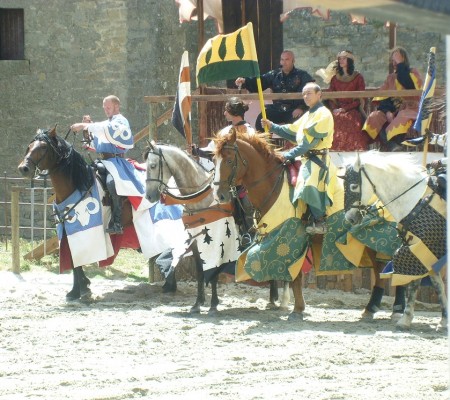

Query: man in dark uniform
left=235, top=50, right=314, bottom=132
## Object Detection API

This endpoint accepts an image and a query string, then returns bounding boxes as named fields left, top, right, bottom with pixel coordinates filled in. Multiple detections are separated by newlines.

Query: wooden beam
left=24, top=236, right=59, bottom=261
left=134, top=108, right=173, bottom=143
left=144, top=88, right=444, bottom=104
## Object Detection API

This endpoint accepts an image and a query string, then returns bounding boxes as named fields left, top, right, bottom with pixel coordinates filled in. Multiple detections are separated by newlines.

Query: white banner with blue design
left=54, top=180, right=114, bottom=267
left=133, top=201, right=188, bottom=259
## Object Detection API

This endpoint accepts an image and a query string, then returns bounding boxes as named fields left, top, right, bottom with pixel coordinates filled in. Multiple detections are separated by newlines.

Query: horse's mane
left=36, top=129, right=94, bottom=192
left=215, top=129, right=284, bottom=162
left=143, top=142, right=211, bottom=174
left=359, top=150, right=425, bottom=176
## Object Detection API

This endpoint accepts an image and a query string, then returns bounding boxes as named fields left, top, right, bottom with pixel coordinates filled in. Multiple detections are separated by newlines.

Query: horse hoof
left=66, top=289, right=80, bottom=302
left=189, top=306, right=201, bottom=314
left=278, top=305, right=290, bottom=312
left=80, top=288, right=92, bottom=300
left=390, top=312, right=403, bottom=322
left=208, top=308, right=218, bottom=316
left=360, top=310, right=375, bottom=321
left=395, top=323, right=411, bottom=332
left=287, top=312, right=304, bottom=321
left=266, top=302, right=278, bottom=310
left=436, top=318, right=448, bottom=333
left=162, top=284, right=177, bottom=293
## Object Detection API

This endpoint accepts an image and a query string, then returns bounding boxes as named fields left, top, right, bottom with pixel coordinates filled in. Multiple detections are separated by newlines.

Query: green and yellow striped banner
left=196, top=22, right=260, bottom=84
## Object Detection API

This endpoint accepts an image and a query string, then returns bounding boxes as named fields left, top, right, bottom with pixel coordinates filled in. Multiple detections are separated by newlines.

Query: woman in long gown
left=318, top=50, right=368, bottom=151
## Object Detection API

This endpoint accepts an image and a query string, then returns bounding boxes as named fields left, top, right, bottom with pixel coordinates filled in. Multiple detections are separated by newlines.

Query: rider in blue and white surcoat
left=71, top=95, right=145, bottom=234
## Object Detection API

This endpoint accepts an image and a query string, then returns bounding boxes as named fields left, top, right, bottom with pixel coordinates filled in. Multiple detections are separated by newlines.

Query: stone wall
left=282, top=9, right=446, bottom=88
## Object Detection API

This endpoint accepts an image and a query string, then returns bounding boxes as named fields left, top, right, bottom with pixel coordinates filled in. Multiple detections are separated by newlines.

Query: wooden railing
left=142, top=88, right=446, bottom=145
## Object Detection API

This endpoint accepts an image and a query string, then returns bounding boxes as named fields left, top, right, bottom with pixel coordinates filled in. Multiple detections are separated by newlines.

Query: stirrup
left=240, top=233, right=252, bottom=248
left=305, top=221, right=327, bottom=235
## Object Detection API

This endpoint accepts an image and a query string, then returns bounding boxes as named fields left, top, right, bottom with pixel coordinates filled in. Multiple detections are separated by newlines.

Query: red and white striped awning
left=175, top=0, right=450, bottom=35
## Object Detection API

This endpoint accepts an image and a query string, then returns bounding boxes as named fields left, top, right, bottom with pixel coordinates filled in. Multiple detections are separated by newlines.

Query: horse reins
left=146, top=147, right=214, bottom=197
left=215, top=141, right=285, bottom=221
left=348, top=163, right=428, bottom=217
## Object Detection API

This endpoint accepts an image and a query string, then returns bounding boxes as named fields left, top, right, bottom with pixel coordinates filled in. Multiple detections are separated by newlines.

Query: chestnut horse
left=213, top=129, right=407, bottom=321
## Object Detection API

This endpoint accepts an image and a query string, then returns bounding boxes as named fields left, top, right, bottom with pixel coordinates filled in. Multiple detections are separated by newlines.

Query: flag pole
left=256, top=78, right=268, bottom=132
left=247, top=23, right=268, bottom=132
left=420, top=47, right=436, bottom=168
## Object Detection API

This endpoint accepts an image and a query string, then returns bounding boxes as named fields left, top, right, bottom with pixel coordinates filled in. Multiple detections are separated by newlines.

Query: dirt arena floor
left=0, top=270, right=448, bottom=400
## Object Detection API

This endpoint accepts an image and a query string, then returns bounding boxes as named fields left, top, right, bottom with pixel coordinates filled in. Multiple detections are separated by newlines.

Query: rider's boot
left=106, top=176, right=123, bottom=235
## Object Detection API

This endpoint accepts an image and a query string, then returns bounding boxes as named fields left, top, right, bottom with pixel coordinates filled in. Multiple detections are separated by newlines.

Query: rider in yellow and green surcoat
left=262, top=82, right=337, bottom=234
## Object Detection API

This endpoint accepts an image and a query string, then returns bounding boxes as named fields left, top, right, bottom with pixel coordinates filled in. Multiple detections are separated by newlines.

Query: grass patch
left=0, top=238, right=152, bottom=282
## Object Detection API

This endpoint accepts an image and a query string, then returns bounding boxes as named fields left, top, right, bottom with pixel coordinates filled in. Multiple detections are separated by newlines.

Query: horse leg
left=279, top=281, right=291, bottom=311
left=391, top=285, right=406, bottom=321
left=268, top=280, right=279, bottom=309
left=190, top=242, right=205, bottom=314
left=66, top=266, right=91, bottom=301
left=162, top=269, right=177, bottom=293
left=362, top=285, right=384, bottom=320
left=208, top=274, right=219, bottom=315
left=361, top=258, right=385, bottom=320
left=78, top=267, right=91, bottom=299
left=429, top=274, right=448, bottom=332
left=396, top=279, right=421, bottom=331
left=66, top=267, right=81, bottom=301
left=288, top=273, right=305, bottom=321
left=155, top=249, right=177, bottom=293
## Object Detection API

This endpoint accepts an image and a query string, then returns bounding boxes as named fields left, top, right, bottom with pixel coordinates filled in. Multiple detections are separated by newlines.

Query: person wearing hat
left=316, top=50, right=368, bottom=151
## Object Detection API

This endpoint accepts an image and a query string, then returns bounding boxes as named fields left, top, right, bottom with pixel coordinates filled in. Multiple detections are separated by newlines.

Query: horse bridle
left=25, top=130, right=70, bottom=178
left=213, top=143, right=248, bottom=198
left=145, top=146, right=214, bottom=195
left=344, top=162, right=428, bottom=218
left=215, top=141, right=285, bottom=219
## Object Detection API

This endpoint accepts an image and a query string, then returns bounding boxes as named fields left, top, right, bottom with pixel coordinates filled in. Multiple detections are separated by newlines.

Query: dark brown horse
left=18, top=127, right=135, bottom=300
left=213, top=128, right=406, bottom=321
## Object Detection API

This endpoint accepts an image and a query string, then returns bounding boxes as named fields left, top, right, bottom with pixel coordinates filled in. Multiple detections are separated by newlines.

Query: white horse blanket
left=54, top=166, right=187, bottom=271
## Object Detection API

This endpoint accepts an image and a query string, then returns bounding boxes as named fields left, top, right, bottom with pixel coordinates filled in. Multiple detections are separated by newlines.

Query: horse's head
left=18, top=126, right=60, bottom=179
left=343, top=152, right=379, bottom=225
left=213, top=128, right=247, bottom=203
left=143, top=142, right=172, bottom=203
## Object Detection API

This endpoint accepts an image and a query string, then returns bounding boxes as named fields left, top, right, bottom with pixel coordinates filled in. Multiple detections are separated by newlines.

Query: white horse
left=344, top=151, right=447, bottom=331
left=144, top=143, right=290, bottom=314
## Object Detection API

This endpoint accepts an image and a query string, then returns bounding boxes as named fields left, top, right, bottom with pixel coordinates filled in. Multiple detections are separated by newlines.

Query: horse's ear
left=49, top=125, right=57, bottom=137
left=145, top=139, right=156, bottom=150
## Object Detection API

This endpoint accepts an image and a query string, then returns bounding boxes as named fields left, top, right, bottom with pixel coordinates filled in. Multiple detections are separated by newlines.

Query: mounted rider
left=71, top=95, right=136, bottom=235
left=262, top=82, right=337, bottom=234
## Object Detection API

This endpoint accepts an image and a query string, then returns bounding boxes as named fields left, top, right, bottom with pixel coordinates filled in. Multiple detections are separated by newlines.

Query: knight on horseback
left=262, top=82, right=338, bottom=235
left=71, top=95, right=133, bottom=235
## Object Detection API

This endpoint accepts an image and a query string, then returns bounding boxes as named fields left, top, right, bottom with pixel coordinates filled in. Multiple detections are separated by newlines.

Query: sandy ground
left=0, top=270, right=448, bottom=400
